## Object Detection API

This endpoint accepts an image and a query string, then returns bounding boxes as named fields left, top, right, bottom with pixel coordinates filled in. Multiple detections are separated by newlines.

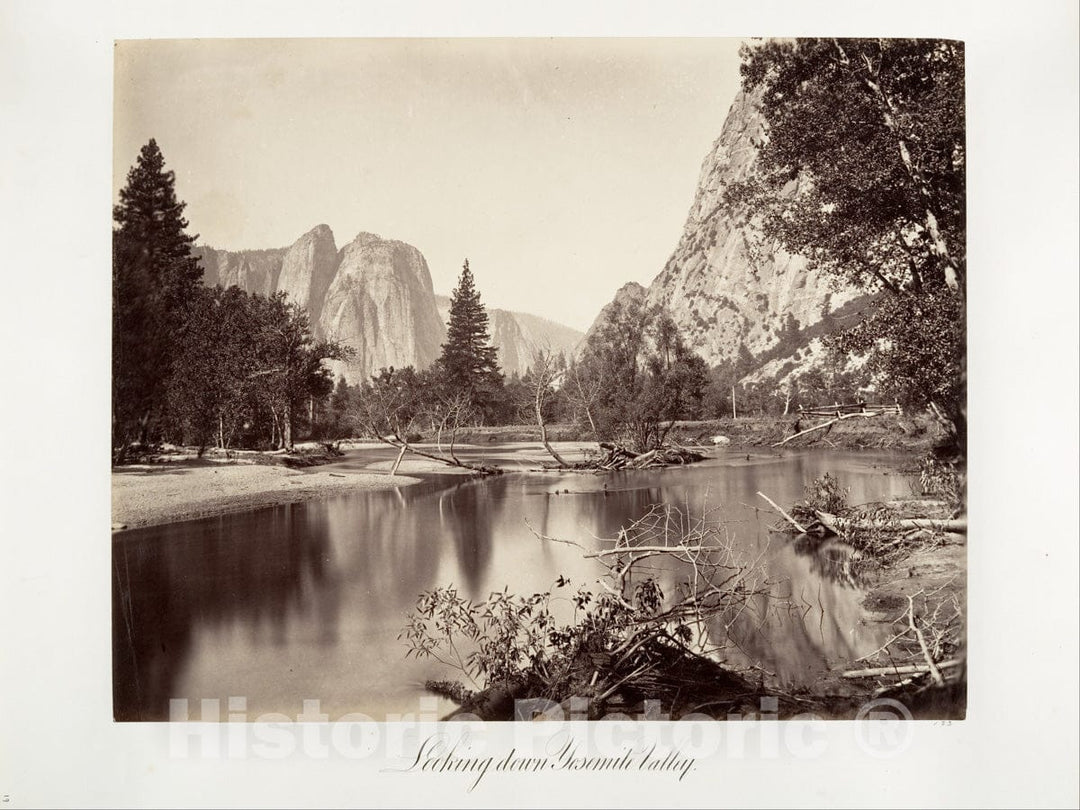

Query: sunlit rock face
left=587, top=88, right=862, bottom=378
left=197, top=224, right=586, bottom=384
left=195, top=228, right=446, bottom=384
left=318, top=232, right=446, bottom=384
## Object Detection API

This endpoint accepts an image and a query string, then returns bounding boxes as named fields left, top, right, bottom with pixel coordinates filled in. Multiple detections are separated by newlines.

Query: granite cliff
left=320, top=232, right=445, bottom=383
left=194, top=227, right=445, bottom=383
left=587, top=87, right=864, bottom=380
left=195, top=228, right=582, bottom=383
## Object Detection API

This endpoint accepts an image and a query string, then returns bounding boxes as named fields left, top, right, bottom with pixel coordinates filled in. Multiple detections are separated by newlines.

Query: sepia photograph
left=111, top=36, right=969, bottom=723
left=3, top=2, right=1078, bottom=807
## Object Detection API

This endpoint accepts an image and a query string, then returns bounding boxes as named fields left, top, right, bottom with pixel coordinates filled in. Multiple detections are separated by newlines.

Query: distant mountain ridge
left=194, top=228, right=581, bottom=383
left=435, top=295, right=583, bottom=376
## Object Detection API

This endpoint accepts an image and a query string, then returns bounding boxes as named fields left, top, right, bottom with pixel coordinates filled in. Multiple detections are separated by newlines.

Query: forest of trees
left=110, top=141, right=864, bottom=463
left=112, top=140, right=349, bottom=458
left=114, top=47, right=963, bottom=465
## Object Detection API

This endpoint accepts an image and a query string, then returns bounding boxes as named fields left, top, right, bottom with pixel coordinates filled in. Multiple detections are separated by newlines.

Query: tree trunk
left=584, top=407, right=599, bottom=443
left=656, top=418, right=676, bottom=448
left=929, top=400, right=966, bottom=458
left=850, top=45, right=963, bottom=293
left=283, top=401, right=293, bottom=450
left=390, top=444, right=408, bottom=476
left=448, top=424, right=460, bottom=464
left=138, top=410, right=151, bottom=447
left=535, top=388, right=570, bottom=466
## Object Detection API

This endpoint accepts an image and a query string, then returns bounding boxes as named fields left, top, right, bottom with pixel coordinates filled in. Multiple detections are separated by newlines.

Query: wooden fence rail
left=797, top=402, right=903, bottom=418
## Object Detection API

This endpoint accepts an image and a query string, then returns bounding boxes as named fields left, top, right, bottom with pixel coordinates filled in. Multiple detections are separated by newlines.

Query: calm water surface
left=112, top=448, right=914, bottom=720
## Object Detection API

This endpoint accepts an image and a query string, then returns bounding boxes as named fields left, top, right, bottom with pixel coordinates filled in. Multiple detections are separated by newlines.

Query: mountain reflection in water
left=113, top=450, right=914, bottom=720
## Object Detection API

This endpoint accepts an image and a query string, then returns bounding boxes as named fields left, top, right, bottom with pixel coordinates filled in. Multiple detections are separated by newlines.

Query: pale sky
left=114, top=38, right=744, bottom=330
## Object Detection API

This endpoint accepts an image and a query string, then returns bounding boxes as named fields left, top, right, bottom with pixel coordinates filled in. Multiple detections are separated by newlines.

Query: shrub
left=918, top=455, right=966, bottom=513
left=803, top=472, right=849, bottom=515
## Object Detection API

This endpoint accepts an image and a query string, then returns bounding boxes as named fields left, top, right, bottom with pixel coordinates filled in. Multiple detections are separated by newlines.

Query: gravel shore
left=111, top=463, right=419, bottom=530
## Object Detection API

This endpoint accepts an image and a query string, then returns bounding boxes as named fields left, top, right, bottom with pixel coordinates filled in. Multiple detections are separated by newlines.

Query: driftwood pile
left=756, top=492, right=967, bottom=541
left=587, top=442, right=706, bottom=471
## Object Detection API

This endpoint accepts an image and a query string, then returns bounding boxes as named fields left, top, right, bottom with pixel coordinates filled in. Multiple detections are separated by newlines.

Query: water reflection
left=113, top=503, right=338, bottom=720
left=113, top=449, right=914, bottom=720
left=791, top=535, right=874, bottom=590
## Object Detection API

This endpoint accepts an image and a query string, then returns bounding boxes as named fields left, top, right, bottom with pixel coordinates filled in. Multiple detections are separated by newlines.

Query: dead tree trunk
left=389, top=444, right=408, bottom=477
left=535, top=388, right=570, bottom=466
left=371, top=430, right=500, bottom=476
left=772, top=410, right=882, bottom=447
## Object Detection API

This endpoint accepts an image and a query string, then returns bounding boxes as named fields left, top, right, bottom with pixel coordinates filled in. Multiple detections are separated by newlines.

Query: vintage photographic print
left=110, top=37, right=971, bottom=726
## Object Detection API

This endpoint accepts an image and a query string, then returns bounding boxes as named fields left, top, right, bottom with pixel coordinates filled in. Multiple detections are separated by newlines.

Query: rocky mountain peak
left=580, top=281, right=648, bottom=348
left=277, top=224, right=339, bottom=325
left=587, top=86, right=861, bottom=381
left=320, top=232, right=445, bottom=382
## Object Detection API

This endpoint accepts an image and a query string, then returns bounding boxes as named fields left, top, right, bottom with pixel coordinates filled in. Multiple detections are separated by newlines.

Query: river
left=112, top=447, right=915, bottom=720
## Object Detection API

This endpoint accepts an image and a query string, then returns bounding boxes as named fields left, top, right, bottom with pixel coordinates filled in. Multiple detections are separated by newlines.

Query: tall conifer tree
left=113, top=138, right=203, bottom=449
left=437, top=259, right=503, bottom=417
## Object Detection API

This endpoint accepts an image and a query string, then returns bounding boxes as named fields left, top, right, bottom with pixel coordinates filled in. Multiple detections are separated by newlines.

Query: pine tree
left=113, top=138, right=203, bottom=450
left=437, top=259, right=503, bottom=417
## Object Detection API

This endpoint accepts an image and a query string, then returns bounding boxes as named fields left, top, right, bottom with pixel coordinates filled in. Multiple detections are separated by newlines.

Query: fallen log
left=816, top=511, right=967, bottom=534
left=909, top=594, right=945, bottom=686
left=628, top=450, right=658, bottom=468
left=583, top=444, right=704, bottom=471
left=599, top=442, right=639, bottom=459
left=374, top=433, right=501, bottom=475
left=842, top=659, right=964, bottom=679
left=773, top=411, right=884, bottom=448
left=814, top=510, right=845, bottom=538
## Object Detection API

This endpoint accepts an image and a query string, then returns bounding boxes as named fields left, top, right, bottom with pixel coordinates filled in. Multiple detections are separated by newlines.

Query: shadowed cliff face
left=587, top=88, right=861, bottom=374
left=276, top=224, right=339, bottom=325
left=579, top=281, right=647, bottom=349
left=194, top=246, right=286, bottom=298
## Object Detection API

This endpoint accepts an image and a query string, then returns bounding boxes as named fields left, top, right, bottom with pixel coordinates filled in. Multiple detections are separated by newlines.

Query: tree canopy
left=573, top=299, right=708, bottom=452
left=732, top=38, right=966, bottom=449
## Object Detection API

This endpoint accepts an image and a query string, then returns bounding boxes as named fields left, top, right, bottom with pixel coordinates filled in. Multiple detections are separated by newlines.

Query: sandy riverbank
left=110, top=440, right=605, bottom=530
left=111, top=463, right=420, bottom=530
